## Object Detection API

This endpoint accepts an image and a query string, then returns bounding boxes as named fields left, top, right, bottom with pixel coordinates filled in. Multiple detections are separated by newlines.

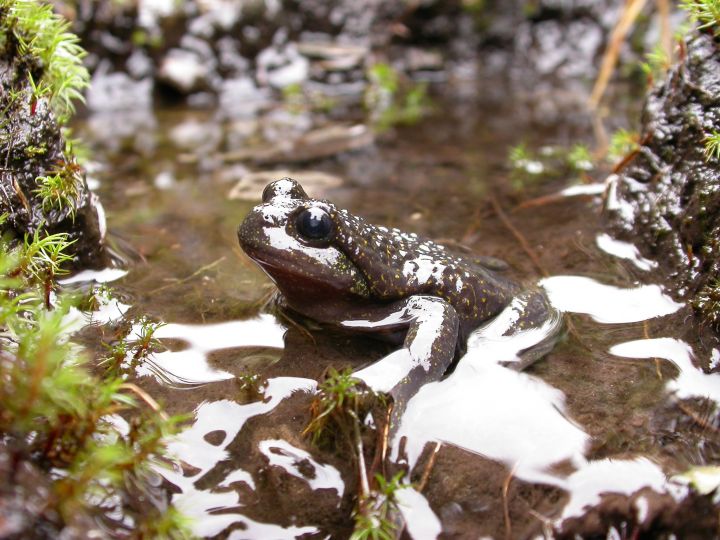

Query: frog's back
left=332, top=209, right=520, bottom=329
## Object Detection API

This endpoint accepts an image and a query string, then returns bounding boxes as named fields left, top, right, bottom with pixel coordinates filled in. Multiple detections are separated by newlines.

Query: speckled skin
left=238, top=178, right=555, bottom=427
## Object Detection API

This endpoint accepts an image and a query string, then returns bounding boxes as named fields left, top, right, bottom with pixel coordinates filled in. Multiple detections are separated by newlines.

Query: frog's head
left=238, top=178, right=371, bottom=302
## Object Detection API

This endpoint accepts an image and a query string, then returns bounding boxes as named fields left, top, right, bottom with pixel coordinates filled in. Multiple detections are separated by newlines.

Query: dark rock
left=0, top=42, right=108, bottom=268
left=606, top=32, right=720, bottom=335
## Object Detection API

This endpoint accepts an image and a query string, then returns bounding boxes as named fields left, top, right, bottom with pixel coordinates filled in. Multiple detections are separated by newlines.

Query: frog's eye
left=296, top=208, right=332, bottom=241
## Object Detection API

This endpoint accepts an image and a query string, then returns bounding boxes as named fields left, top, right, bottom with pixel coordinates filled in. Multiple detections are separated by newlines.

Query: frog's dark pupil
left=296, top=208, right=332, bottom=240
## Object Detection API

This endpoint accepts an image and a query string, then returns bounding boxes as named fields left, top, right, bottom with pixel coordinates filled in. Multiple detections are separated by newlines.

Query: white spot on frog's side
left=396, top=487, right=442, bottom=540
left=610, top=338, right=720, bottom=404
left=159, top=377, right=317, bottom=539
left=258, top=439, right=344, bottom=497
left=341, top=309, right=409, bottom=330
left=540, top=275, right=683, bottom=323
left=136, top=315, right=286, bottom=385
left=557, top=458, right=686, bottom=523
left=403, top=255, right=446, bottom=285
left=596, top=233, right=658, bottom=271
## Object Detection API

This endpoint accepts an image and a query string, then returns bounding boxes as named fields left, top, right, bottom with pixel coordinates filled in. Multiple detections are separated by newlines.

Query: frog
left=238, top=178, right=561, bottom=431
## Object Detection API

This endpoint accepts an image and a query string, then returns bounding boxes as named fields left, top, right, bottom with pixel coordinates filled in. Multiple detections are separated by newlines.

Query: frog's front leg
left=341, top=295, right=459, bottom=434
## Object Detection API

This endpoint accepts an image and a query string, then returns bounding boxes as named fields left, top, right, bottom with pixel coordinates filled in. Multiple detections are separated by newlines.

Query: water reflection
left=140, top=315, right=286, bottom=385
left=596, top=233, right=658, bottom=272
left=161, top=377, right=317, bottom=538
left=258, top=439, right=344, bottom=497
left=540, top=275, right=683, bottom=323
left=558, top=457, right=687, bottom=522
left=611, top=338, right=720, bottom=403
left=397, top=345, right=589, bottom=487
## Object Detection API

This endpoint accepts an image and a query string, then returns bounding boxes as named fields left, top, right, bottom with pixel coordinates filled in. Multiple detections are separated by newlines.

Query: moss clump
left=694, top=278, right=720, bottom=331
left=0, top=0, right=89, bottom=121
left=682, top=0, right=720, bottom=37
left=0, top=0, right=105, bottom=267
left=0, top=233, right=190, bottom=537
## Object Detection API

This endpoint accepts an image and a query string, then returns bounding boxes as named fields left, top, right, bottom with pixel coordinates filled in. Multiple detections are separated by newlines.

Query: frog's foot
left=342, top=295, right=459, bottom=436
left=467, top=287, right=564, bottom=371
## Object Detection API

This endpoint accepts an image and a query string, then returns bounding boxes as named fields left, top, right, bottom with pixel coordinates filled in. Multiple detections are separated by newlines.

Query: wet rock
left=0, top=72, right=107, bottom=268
left=605, top=31, right=720, bottom=335
left=297, top=40, right=368, bottom=73
left=158, top=47, right=213, bottom=94
left=86, top=65, right=153, bottom=111
left=256, top=42, right=310, bottom=89
left=217, top=76, right=273, bottom=119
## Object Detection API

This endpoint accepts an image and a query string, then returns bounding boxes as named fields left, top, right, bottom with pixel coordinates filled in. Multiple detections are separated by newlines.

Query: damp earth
left=68, top=76, right=720, bottom=539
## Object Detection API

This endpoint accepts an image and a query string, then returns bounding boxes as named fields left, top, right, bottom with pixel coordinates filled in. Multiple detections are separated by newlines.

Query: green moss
left=703, top=130, right=720, bottom=161
left=608, top=128, right=640, bottom=162
left=693, top=277, right=720, bottom=330
left=681, top=0, right=720, bottom=36
left=0, top=231, right=190, bottom=535
left=507, top=142, right=594, bottom=190
left=1, top=0, right=89, bottom=121
left=304, top=367, right=377, bottom=448
left=351, top=472, right=405, bottom=540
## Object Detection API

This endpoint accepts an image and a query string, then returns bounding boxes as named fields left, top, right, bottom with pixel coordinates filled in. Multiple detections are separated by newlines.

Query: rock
left=86, top=65, right=153, bottom=111
left=606, top=31, right=720, bottom=335
left=256, top=42, right=310, bottom=88
left=217, top=76, right=272, bottom=119
left=0, top=49, right=107, bottom=267
left=158, top=47, right=211, bottom=93
left=297, top=41, right=368, bottom=72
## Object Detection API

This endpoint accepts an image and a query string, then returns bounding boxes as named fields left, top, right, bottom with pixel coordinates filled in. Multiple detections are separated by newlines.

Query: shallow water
left=70, top=78, right=720, bottom=538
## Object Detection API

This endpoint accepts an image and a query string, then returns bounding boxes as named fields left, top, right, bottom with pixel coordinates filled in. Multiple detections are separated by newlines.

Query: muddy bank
left=606, top=30, right=720, bottom=339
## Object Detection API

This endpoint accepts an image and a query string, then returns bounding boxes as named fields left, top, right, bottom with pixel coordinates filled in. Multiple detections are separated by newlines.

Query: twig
left=643, top=320, right=663, bottom=380
left=503, top=464, right=517, bottom=540
left=354, top=412, right=370, bottom=497
left=120, top=382, right=169, bottom=420
left=590, top=0, right=649, bottom=109
left=150, top=256, right=225, bottom=294
left=657, top=0, right=672, bottom=63
left=417, top=441, right=441, bottom=492
left=488, top=195, right=547, bottom=277
left=677, top=400, right=720, bottom=435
